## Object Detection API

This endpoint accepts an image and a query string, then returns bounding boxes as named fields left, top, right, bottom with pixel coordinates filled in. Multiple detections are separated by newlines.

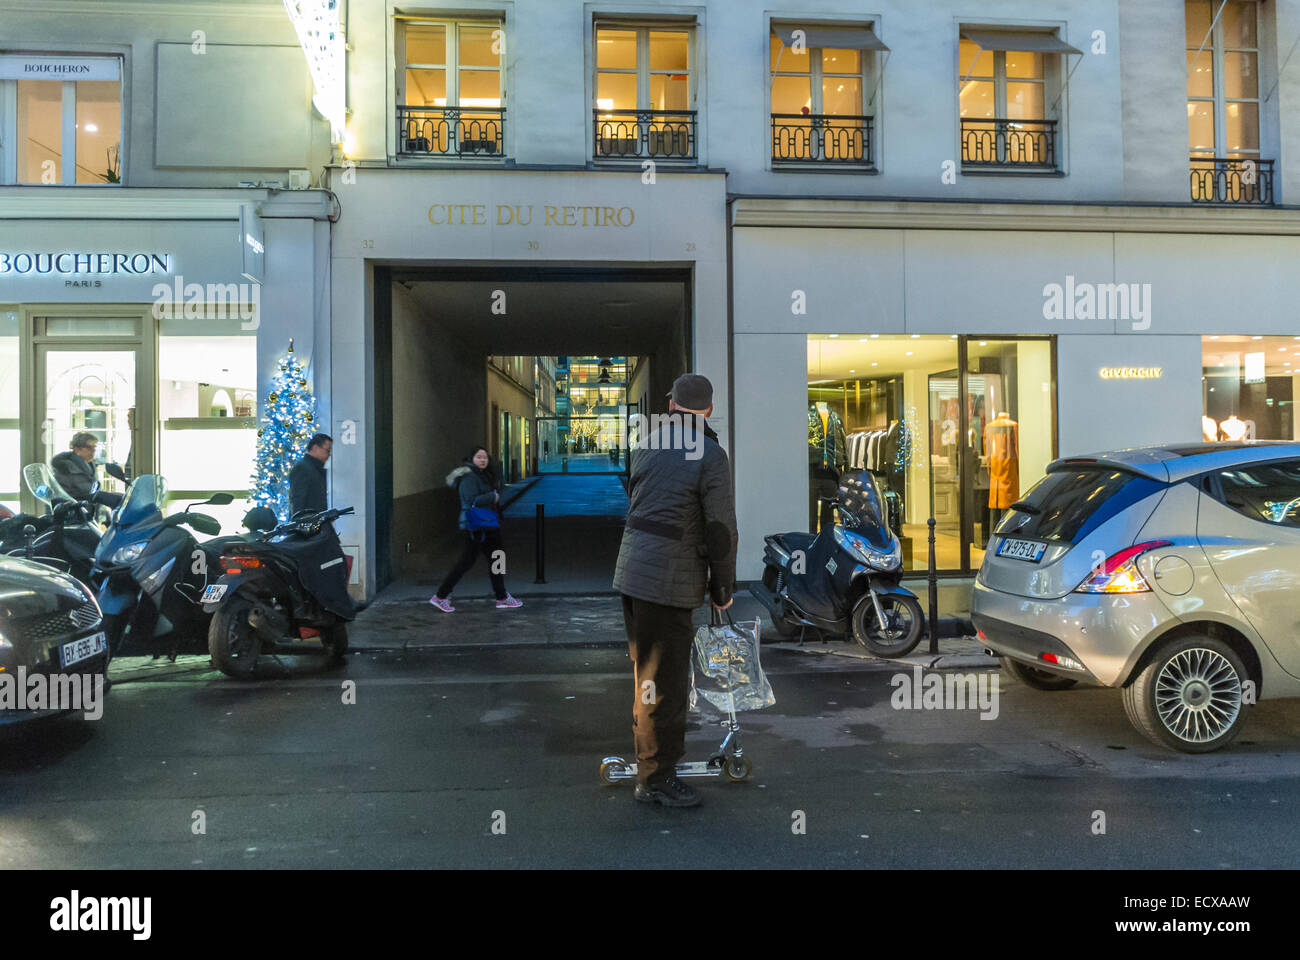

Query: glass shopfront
left=808, top=334, right=1056, bottom=574
left=1203, top=334, right=1300, bottom=441
left=3, top=307, right=256, bottom=533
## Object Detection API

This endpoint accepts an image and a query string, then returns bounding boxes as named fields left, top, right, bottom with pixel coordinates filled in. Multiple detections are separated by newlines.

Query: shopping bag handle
left=709, top=605, right=738, bottom=628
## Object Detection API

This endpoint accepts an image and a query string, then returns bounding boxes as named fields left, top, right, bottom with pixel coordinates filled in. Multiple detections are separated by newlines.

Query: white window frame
left=0, top=54, right=124, bottom=186
left=770, top=41, right=870, bottom=118
left=958, top=45, right=1046, bottom=122
left=395, top=19, right=504, bottom=110
left=1186, top=0, right=1261, bottom=160
left=593, top=23, right=694, bottom=113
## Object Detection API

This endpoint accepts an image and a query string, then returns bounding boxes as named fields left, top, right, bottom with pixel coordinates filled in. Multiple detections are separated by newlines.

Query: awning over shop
left=771, top=23, right=889, bottom=52
left=959, top=29, right=1082, bottom=55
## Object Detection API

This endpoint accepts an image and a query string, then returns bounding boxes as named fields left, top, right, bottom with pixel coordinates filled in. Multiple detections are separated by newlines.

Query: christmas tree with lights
left=251, top=339, right=317, bottom=521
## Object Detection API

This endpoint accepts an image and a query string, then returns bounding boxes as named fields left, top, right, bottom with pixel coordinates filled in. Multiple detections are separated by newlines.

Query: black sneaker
left=634, top=777, right=702, bottom=808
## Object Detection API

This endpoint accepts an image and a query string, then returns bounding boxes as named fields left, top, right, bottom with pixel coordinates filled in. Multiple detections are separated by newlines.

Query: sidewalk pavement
left=348, top=586, right=993, bottom=669
left=104, top=587, right=990, bottom=684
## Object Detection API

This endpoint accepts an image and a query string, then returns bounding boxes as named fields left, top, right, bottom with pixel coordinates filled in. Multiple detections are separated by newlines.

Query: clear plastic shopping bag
left=688, top=610, right=776, bottom=714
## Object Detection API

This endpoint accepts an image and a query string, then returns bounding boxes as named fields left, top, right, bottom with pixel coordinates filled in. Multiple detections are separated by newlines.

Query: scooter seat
left=773, top=531, right=816, bottom=553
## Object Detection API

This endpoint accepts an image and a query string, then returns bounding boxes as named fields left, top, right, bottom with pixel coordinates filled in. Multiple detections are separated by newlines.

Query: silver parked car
left=972, top=441, right=1300, bottom=753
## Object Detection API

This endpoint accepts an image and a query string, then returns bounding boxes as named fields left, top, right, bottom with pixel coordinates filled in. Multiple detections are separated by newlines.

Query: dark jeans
left=436, top=529, right=507, bottom=601
left=621, top=594, right=695, bottom=786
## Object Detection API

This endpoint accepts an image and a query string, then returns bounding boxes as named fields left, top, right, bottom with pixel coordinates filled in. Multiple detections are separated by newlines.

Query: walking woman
left=429, top=446, right=523, bottom=611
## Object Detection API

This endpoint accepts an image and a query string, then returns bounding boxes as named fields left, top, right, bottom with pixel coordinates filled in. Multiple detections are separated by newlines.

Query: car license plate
left=201, top=584, right=227, bottom=603
left=997, top=537, right=1048, bottom=563
left=59, top=631, right=107, bottom=669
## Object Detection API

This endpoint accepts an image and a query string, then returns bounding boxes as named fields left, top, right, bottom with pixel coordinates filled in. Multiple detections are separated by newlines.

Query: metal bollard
left=927, top=517, right=939, bottom=655
left=533, top=503, right=547, bottom=584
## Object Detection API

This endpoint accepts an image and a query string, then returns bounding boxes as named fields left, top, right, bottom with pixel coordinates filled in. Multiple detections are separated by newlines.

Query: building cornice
left=2, top=0, right=286, bottom=19
left=729, top=197, right=1300, bottom=236
left=0, top=188, right=334, bottom=221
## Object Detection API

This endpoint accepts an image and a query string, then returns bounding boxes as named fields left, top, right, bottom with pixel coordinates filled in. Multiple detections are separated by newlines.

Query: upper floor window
left=0, top=54, right=122, bottom=185
left=396, top=19, right=504, bottom=159
left=593, top=24, right=695, bottom=161
left=769, top=23, right=886, bottom=168
left=1186, top=1, right=1272, bottom=203
left=958, top=30, right=1077, bottom=171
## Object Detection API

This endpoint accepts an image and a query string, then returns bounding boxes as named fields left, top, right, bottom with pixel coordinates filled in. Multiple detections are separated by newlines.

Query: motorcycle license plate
left=60, top=631, right=107, bottom=668
left=997, top=538, right=1048, bottom=563
left=201, top=584, right=227, bottom=603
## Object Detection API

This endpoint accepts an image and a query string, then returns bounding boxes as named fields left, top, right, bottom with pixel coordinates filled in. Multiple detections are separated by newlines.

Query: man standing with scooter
left=613, top=373, right=737, bottom=808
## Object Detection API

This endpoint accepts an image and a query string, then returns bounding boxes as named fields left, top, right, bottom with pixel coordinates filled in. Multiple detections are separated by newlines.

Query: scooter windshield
left=117, top=474, right=167, bottom=527
left=837, top=470, right=891, bottom=547
left=23, top=462, right=75, bottom=507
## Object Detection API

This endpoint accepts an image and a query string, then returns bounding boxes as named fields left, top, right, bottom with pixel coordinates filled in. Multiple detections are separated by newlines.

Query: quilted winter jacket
left=612, top=419, right=737, bottom=609
left=446, top=464, right=499, bottom=530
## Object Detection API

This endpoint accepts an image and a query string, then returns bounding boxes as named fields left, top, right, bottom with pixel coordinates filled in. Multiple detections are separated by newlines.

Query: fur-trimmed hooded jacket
left=446, top=463, right=499, bottom=531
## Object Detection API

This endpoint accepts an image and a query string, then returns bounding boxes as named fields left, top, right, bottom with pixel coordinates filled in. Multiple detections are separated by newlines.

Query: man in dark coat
left=288, top=433, right=331, bottom=518
left=51, top=432, right=100, bottom=501
left=612, top=373, right=737, bottom=808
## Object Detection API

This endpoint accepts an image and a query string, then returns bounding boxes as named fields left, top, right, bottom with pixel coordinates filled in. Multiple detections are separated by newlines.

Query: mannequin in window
left=1220, top=415, right=1250, bottom=442
left=1202, top=414, right=1220, bottom=442
left=984, top=411, right=1020, bottom=529
left=808, top=401, right=847, bottom=530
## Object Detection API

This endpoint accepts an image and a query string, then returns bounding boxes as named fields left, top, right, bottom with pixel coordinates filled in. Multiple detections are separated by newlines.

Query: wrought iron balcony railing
left=771, top=114, right=874, bottom=166
left=1190, top=157, right=1275, bottom=205
left=398, top=105, right=504, bottom=158
left=960, top=118, right=1058, bottom=169
left=593, top=109, right=697, bottom=161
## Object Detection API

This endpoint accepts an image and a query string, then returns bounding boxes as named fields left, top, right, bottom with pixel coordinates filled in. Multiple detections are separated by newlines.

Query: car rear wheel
left=1122, top=635, right=1248, bottom=753
left=1001, top=657, right=1078, bottom=690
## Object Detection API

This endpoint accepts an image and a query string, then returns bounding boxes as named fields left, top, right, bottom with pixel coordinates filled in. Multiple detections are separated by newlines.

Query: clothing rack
left=847, top=426, right=891, bottom=474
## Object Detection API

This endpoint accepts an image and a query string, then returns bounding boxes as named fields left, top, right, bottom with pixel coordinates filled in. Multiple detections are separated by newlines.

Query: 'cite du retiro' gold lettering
left=426, top=203, right=634, bottom=228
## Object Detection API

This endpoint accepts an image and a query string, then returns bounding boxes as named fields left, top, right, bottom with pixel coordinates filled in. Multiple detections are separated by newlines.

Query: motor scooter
left=91, top=465, right=253, bottom=659
left=0, top=463, right=119, bottom=586
left=203, top=505, right=356, bottom=678
left=750, top=469, right=925, bottom=657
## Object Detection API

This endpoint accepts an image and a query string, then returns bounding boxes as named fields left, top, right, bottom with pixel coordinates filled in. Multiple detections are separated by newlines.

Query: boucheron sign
left=0, top=253, right=172, bottom=276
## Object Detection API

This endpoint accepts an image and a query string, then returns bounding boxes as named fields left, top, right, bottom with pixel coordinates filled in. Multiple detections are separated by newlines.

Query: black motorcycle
left=91, top=465, right=255, bottom=659
left=751, top=469, right=925, bottom=657
left=0, top=463, right=119, bottom=586
left=202, top=506, right=356, bottom=678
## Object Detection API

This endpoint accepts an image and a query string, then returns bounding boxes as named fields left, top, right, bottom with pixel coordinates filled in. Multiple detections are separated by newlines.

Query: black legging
left=436, top=529, right=507, bottom=601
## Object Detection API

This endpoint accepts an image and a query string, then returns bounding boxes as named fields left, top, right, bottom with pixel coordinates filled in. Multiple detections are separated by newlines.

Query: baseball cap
left=667, top=373, right=714, bottom=411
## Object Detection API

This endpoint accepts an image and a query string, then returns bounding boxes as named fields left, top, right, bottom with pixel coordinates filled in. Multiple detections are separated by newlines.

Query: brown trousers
left=621, top=594, right=695, bottom=786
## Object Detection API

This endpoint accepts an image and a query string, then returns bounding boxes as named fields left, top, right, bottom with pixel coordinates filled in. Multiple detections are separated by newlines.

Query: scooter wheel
left=599, top=758, right=628, bottom=786
left=851, top=593, right=924, bottom=658
left=724, top=755, right=752, bottom=782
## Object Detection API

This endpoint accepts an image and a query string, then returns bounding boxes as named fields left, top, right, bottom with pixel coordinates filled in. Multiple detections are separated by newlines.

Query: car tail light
left=345, top=555, right=354, bottom=577
left=222, top=555, right=261, bottom=575
left=298, top=627, right=320, bottom=639
left=1040, top=652, right=1085, bottom=671
left=1074, top=540, right=1172, bottom=594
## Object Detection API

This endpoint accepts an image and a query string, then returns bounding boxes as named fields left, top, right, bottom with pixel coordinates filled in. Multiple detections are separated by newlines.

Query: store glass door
left=962, top=338, right=1056, bottom=571
left=36, top=345, right=141, bottom=501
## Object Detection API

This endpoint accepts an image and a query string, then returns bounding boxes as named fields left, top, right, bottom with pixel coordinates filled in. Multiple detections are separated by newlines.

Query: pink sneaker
left=496, top=595, right=523, bottom=609
left=429, top=596, right=455, bottom=613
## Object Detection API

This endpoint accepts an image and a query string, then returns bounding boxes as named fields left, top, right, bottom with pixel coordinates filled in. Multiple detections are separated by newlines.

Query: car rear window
left=995, top=468, right=1166, bottom=545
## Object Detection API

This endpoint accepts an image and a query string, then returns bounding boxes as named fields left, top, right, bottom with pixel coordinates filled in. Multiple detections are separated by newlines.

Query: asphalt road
left=3, top=645, right=1300, bottom=869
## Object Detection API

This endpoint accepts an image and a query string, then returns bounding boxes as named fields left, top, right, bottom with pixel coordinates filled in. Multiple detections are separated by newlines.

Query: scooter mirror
left=207, top=492, right=235, bottom=506
left=104, top=462, right=127, bottom=483
left=186, top=513, right=221, bottom=536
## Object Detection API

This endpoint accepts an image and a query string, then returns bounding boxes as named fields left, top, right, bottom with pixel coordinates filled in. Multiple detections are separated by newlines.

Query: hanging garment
left=984, top=417, right=1020, bottom=509
left=808, top=405, right=847, bottom=472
